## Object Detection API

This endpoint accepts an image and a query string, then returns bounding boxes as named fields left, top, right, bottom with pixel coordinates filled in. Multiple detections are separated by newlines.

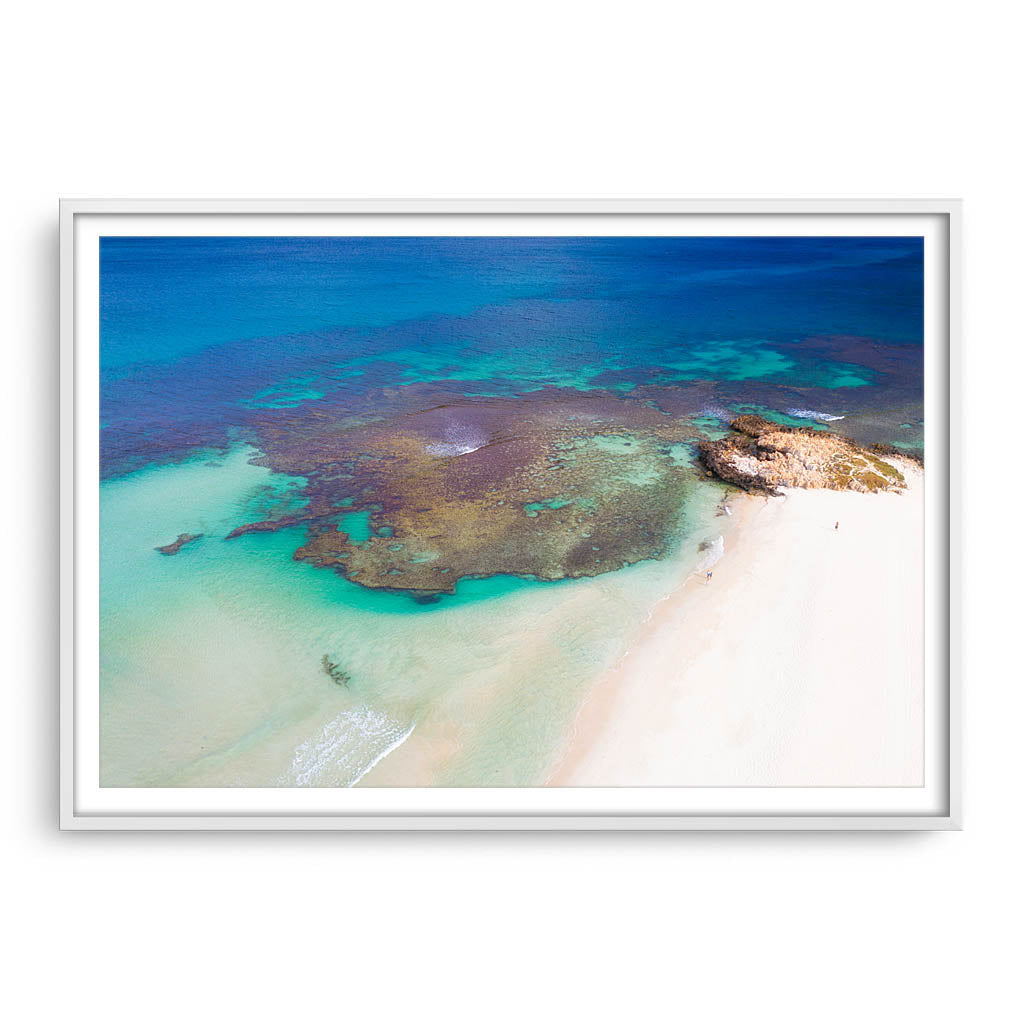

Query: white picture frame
left=60, top=198, right=960, bottom=830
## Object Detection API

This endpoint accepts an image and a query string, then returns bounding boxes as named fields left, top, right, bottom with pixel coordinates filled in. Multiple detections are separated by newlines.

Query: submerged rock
left=155, top=532, right=203, bottom=555
left=321, top=654, right=351, bottom=687
left=698, top=415, right=907, bottom=496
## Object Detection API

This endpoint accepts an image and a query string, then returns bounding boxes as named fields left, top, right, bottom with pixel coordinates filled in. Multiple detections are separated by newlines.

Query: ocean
left=99, top=236, right=924, bottom=786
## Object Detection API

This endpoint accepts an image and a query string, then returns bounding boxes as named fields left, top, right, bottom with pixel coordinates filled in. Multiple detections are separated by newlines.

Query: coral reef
left=226, top=391, right=702, bottom=594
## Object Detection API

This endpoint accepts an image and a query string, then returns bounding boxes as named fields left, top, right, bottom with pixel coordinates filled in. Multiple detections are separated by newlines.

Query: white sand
left=549, top=463, right=924, bottom=787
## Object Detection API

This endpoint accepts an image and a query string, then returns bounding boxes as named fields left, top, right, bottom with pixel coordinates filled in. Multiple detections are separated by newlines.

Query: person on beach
left=705, top=570, right=713, bottom=584
left=835, top=521, right=839, bottom=531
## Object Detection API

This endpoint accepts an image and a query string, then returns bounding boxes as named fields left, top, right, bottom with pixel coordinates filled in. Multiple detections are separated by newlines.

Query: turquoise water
left=524, top=499, right=575, bottom=516
left=100, top=445, right=725, bottom=786
left=337, top=509, right=373, bottom=543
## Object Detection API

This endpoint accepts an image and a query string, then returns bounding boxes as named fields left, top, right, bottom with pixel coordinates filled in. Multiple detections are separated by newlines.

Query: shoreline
left=547, top=462, right=924, bottom=787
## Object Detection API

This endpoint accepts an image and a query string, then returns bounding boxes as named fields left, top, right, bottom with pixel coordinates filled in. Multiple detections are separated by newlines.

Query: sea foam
left=424, top=423, right=490, bottom=457
left=284, top=706, right=414, bottom=787
left=785, top=408, right=845, bottom=422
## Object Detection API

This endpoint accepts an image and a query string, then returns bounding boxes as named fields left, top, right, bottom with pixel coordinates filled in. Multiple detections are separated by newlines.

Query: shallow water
left=100, top=445, right=727, bottom=786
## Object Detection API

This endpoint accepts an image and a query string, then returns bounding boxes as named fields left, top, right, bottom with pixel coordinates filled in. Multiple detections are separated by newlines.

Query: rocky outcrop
left=155, top=532, right=203, bottom=555
left=698, top=415, right=907, bottom=496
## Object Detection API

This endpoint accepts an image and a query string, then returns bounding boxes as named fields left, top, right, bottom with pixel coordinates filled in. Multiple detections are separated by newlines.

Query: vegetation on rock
left=698, top=415, right=907, bottom=496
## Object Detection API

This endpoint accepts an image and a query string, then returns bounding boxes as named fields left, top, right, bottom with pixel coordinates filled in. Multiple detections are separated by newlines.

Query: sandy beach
left=549, top=462, right=924, bottom=787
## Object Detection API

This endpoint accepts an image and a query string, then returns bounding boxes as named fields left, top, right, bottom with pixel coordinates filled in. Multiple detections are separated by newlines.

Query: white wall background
left=3, top=2, right=1018, bottom=1020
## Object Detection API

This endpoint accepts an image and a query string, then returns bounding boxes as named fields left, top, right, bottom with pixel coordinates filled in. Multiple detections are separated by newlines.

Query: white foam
left=284, top=706, right=415, bottom=787
left=424, top=422, right=490, bottom=457
left=425, top=441, right=484, bottom=456
left=700, top=404, right=733, bottom=421
left=785, top=408, right=845, bottom=422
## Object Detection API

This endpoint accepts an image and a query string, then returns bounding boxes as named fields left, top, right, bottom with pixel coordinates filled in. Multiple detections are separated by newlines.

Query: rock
left=321, top=654, right=350, bottom=687
left=698, top=416, right=907, bottom=496
left=155, top=532, right=203, bottom=555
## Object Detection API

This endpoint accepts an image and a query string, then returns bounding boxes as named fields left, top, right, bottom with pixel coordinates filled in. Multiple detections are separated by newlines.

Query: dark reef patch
left=155, top=533, right=203, bottom=555
left=225, top=388, right=704, bottom=593
left=321, top=654, right=351, bottom=687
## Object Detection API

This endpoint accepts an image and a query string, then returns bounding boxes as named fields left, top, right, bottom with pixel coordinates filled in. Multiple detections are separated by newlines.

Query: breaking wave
left=785, top=408, right=845, bottom=422
left=700, top=404, right=734, bottom=421
left=283, top=706, right=414, bottom=787
left=424, top=424, right=490, bottom=457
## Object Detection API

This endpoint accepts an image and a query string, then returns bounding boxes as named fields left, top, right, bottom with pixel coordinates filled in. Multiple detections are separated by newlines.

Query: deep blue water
left=100, top=236, right=923, bottom=476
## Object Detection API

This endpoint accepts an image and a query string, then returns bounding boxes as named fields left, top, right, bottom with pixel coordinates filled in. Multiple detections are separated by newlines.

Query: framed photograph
left=60, top=198, right=959, bottom=830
